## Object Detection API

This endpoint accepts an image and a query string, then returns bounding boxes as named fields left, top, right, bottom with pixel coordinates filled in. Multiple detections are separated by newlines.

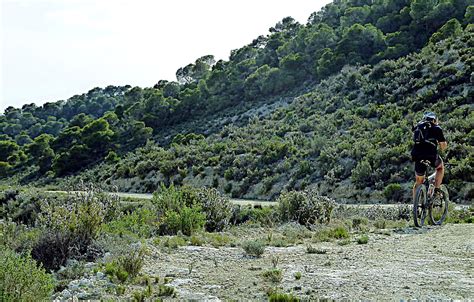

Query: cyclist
left=411, top=112, right=447, bottom=200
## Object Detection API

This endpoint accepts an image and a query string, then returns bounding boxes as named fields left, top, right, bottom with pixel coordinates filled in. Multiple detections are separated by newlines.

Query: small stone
left=76, top=292, right=90, bottom=299
left=62, top=289, right=72, bottom=299
left=79, top=278, right=91, bottom=287
left=96, top=272, right=105, bottom=279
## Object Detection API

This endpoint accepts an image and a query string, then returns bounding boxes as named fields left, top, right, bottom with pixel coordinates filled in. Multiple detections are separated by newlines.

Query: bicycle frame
left=413, top=159, right=450, bottom=227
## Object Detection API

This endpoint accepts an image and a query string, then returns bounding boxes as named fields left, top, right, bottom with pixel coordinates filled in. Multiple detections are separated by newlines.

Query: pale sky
left=1, top=0, right=332, bottom=112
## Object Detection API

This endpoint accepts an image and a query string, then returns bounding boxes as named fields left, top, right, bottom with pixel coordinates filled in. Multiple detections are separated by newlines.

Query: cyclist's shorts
left=415, top=155, right=442, bottom=176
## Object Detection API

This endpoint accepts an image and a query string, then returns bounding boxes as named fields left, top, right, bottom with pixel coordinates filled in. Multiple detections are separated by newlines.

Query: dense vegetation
left=71, top=25, right=473, bottom=203
left=1, top=0, right=473, bottom=203
left=1, top=1, right=473, bottom=299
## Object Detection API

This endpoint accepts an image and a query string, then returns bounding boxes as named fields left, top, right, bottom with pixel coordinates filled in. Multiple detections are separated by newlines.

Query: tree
left=340, top=6, right=371, bottom=28
left=81, top=118, right=114, bottom=155
left=0, top=140, right=19, bottom=162
left=466, top=6, right=474, bottom=24
left=26, top=134, right=55, bottom=173
left=336, top=24, right=386, bottom=64
left=429, top=18, right=463, bottom=44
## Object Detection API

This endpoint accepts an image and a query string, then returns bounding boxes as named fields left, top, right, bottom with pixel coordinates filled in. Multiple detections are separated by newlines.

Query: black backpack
left=412, top=121, right=437, bottom=147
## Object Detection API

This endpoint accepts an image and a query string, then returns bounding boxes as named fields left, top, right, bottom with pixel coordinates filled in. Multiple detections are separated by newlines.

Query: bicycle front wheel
left=413, top=184, right=427, bottom=227
left=429, top=185, right=449, bottom=225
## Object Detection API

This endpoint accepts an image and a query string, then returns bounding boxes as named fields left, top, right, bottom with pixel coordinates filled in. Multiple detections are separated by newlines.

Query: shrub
left=306, top=245, right=327, bottom=254
left=262, top=269, right=283, bottom=283
left=232, top=205, right=277, bottom=226
left=383, top=183, right=403, bottom=202
left=294, top=272, right=302, bottom=280
left=115, top=243, right=147, bottom=278
left=313, top=225, right=350, bottom=242
left=196, top=188, right=233, bottom=232
left=103, top=244, right=147, bottom=283
left=32, top=187, right=119, bottom=270
left=153, top=184, right=205, bottom=236
left=102, top=207, right=158, bottom=238
left=55, top=260, right=86, bottom=291
left=351, top=217, right=369, bottom=230
left=152, top=184, right=198, bottom=216
left=278, top=189, right=335, bottom=226
left=0, top=219, right=39, bottom=253
left=0, top=189, right=42, bottom=226
left=269, top=292, right=299, bottom=302
left=357, top=234, right=369, bottom=244
left=162, top=236, right=186, bottom=249
left=351, top=160, right=373, bottom=189
left=160, top=206, right=205, bottom=236
left=242, top=240, right=266, bottom=257
left=330, top=226, right=349, bottom=239
left=0, top=248, right=54, bottom=301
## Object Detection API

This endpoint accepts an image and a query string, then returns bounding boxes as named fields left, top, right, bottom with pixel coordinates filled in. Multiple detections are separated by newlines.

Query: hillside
left=0, top=0, right=473, bottom=203
left=72, top=25, right=473, bottom=203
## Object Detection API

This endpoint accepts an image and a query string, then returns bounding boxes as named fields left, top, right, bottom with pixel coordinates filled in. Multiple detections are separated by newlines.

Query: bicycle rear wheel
left=429, top=185, right=449, bottom=225
left=413, top=184, right=427, bottom=227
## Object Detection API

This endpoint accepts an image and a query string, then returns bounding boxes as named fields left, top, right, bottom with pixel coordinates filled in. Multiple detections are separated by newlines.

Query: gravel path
left=143, top=224, right=474, bottom=301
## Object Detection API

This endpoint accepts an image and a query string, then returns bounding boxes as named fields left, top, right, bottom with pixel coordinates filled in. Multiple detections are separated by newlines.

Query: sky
left=1, top=0, right=332, bottom=112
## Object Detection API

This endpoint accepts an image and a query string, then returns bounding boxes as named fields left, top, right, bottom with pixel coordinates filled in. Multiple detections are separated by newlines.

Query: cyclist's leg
left=434, top=156, right=444, bottom=189
left=413, top=161, right=426, bottom=199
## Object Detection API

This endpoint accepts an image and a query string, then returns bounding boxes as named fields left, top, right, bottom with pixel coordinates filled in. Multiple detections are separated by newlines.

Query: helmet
left=422, top=111, right=437, bottom=122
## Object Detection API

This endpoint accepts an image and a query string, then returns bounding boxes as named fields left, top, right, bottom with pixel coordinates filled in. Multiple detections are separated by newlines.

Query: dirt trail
left=143, top=224, right=473, bottom=301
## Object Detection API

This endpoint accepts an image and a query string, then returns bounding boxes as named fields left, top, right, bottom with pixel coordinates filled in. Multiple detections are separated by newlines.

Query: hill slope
left=0, top=0, right=472, bottom=203
left=74, top=26, right=473, bottom=203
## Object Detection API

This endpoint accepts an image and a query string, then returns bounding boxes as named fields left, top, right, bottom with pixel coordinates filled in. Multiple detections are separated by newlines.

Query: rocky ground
left=142, top=224, right=473, bottom=301
left=55, top=223, right=473, bottom=301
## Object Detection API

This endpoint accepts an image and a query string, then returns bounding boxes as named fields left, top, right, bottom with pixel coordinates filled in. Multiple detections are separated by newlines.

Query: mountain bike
left=413, top=160, right=449, bottom=227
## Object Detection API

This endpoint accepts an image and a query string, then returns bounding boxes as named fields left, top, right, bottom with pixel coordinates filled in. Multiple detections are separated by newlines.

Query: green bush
left=0, top=189, right=43, bottom=226
left=161, top=236, right=186, bottom=249
left=262, top=269, right=283, bottom=283
left=232, top=205, right=277, bottom=226
left=383, top=183, right=403, bottom=202
left=278, top=189, right=335, bottom=226
left=103, top=244, right=147, bottom=283
left=102, top=207, right=157, bottom=238
left=152, top=184, right=198, bottom=216
left=357, top=234, right=369, bottom=244
left=0, top=248, right=54, bottom=301
left=153, top=184, right=205, bottom=236
left=269, top=292, right=299, bottom=302
left=0, top=220, right=39, bottom=253
left=242, top=240, right=266, bottom=257
left=115, top=244, right=147, bottom=279
left=160, top=206, right=205, bottom=236
left=312, top=225, right=350, bottom=242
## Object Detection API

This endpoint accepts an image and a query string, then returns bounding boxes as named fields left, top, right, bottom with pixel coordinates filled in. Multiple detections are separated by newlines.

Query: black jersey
left=411, top=124, right=446, bottom=160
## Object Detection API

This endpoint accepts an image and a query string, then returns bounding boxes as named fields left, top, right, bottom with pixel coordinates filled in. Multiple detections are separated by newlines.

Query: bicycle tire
left=429, top=185, right=449, bottom=225
left=413, top=184, right=427, bottom=227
